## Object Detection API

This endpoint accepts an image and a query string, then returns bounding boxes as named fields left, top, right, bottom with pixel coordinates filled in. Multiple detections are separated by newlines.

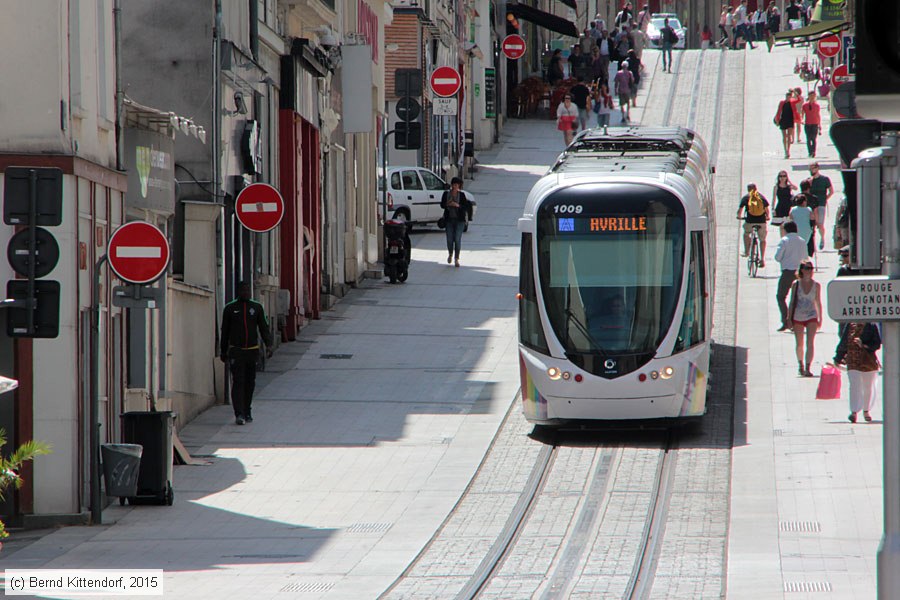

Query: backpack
left=747, top=190, right=765, bottom=217
left=665, top=27, right=678, bottom=44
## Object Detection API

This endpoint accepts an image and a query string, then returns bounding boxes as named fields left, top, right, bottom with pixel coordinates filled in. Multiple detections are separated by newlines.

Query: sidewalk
left=0, top=120, right=564, bottom=599
left=728, top=45, right=881, bottom=599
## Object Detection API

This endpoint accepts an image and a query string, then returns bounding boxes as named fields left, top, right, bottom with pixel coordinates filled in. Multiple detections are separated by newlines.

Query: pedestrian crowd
left=739, top=150, right=881, bottom=422
left=716, top=0, right=812, bottom=50
left=552, top=2, right=655, bottom=142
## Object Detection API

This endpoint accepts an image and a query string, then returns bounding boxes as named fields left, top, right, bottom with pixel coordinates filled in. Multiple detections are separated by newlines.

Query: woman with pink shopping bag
left=833, top=322, right=882, bottom=423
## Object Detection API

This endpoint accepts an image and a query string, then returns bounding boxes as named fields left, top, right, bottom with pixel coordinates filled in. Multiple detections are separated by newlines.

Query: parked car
left=377, top=167, right=476, bottom=229
left=646, top=13, right=687, bottom=50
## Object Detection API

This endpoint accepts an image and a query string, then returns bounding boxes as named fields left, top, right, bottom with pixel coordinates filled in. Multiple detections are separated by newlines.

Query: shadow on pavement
left=1, top=455, right=335, bottom=570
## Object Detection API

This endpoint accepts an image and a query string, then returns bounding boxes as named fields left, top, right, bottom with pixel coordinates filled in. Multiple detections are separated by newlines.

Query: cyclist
left=736, top=182, right=770, bottom=267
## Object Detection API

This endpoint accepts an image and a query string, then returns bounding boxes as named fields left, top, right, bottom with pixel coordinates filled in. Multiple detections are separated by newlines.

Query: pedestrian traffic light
left=394, top=121, right=421, bottom=150
left=3, top=166, right=63, bottom=337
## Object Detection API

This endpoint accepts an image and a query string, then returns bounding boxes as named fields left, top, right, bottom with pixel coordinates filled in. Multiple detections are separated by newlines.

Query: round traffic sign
left=235, top=183, right=285, bottom=233
left=831, top=64, right=852, bottom=88
left=108, top=221, right=170, bottom=284
left=430, top=66, right=461, bottom=98
left=7, top=227, right=59, bottom=278
left=396, top=96, right=421, bottom=121
left=502, top=34, right=527, bottom=60
left=817, top=34, right=841, bottom=59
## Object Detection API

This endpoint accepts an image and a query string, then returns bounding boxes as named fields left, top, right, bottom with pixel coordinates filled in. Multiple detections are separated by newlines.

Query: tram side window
left=519, top=233, right=550, bottom=354
left=676, top=232, right=706, bottom=351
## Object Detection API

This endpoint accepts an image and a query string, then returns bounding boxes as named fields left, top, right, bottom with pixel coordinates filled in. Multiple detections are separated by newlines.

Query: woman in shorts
left=556, top=94, right=579, bottom=145
left=787, top=261, right=822, bottom=377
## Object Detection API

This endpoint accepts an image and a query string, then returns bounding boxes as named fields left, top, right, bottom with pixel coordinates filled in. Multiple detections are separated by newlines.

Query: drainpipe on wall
left=250, top=0, right=259, bottom=62
left=214, top=0, right=226, bottom=402
left=113, top=0, right=124, bottom=171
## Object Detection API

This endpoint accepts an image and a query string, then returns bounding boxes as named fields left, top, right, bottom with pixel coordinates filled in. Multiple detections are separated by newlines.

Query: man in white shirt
left=753, top=7, right=767, bottom=42
left=733, top=0, right=756, bottom=49
left=774, top=221, right=809, bottom=331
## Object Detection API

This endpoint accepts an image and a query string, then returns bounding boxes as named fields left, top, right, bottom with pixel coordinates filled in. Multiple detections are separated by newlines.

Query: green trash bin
left=101, top=443, right=142, bottom=499
left=121, top=411, right=174, bottom=506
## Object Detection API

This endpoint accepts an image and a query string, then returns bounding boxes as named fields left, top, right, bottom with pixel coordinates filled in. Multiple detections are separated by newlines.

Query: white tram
left=517, top=127, right=716, bottom=424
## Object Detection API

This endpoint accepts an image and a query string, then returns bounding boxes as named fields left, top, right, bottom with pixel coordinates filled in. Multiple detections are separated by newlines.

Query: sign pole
left=90, top=254, right=108, bottom=525
left=381, top=129, right=396, bottom=227
left=879, top=132, right=900, bottom=599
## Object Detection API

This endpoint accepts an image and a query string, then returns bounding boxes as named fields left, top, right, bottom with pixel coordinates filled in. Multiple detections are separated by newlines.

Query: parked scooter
left=383, top=219, right=410, bottom=283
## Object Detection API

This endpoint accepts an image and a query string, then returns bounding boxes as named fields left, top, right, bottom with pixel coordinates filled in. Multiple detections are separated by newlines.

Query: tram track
left=454, top=441, right=557, bottom=599
left=381, top=50, right=739, bottom=600
left=622, top=434, right=677, bottom=599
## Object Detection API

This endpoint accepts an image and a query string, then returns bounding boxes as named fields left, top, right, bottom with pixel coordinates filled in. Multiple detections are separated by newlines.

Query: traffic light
left=3, top=166, right=63, bottom=337
left=394, top=69, right=422, bottom=151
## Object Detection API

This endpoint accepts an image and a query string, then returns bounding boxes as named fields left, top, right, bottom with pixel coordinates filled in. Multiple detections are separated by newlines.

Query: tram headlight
left=562, top=371, right=571, bottom=380
left=660, top=366, right=675, bottom=379
left=547, top=367, right=562, bottom=380
left=650, top=370, right=659, bottom=380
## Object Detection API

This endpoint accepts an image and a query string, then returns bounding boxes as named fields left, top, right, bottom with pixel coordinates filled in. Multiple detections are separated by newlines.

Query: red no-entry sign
left=831, top=64, right=853, bottom=88
left=502, top=35, right=527, bottom=60
left=108, top=221, right=170, bottom=284
left=430, top=66, right=461, bottom=98
left=817, top=34, right=841, bottom=59
left=235, top=183, right=285, bottom=233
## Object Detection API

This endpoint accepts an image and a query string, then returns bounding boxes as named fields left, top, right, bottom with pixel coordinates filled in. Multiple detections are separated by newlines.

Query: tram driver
left=588, top=293, right=633, bottom=350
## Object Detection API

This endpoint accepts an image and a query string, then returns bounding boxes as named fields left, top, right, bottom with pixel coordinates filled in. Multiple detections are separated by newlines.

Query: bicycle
left=747, top=225, right=762, bottom=277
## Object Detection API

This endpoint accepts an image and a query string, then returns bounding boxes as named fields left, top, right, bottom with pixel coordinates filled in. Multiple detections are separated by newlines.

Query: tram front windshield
left=536, top=187, right=685, bottom=356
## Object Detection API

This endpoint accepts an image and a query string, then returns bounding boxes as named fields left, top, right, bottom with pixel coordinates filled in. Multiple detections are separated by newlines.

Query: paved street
left=2, top=45, right=885, bottom=600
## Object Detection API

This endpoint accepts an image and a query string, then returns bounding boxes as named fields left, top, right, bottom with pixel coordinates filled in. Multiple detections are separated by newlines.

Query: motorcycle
left=383, top=219, right=410, bottom=284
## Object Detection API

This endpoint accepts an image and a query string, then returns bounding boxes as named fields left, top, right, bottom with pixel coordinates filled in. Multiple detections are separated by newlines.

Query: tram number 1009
left=552, top=205, right=583, bottom=214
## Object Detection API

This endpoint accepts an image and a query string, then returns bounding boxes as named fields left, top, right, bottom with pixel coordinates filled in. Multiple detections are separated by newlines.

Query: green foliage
left=0, top=428, right=51, bottom=540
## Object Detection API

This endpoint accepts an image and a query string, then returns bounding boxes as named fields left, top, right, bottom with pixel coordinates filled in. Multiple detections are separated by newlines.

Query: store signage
left=484, top=68, right=496, bottom=118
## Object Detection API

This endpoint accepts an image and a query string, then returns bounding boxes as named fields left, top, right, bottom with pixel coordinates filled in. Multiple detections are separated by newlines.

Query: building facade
left=0, top=0, right=126, bottom=524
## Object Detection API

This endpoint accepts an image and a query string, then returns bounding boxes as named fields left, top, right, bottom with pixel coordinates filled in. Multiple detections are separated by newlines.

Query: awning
left=507, top=4, right=579, bottom=38
left=773, top=20, right=849, bottom=40
left=556, top=0, right=577, bottom=9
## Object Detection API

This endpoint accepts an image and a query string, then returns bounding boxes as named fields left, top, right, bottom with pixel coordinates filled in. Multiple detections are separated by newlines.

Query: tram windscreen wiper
left=564, top=307, right=607, bottom=357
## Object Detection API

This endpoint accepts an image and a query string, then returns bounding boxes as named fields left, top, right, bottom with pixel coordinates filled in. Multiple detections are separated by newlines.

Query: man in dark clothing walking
left=569, top=77, right=592, bottom=130
left=220, top=281, right=274, bottom=425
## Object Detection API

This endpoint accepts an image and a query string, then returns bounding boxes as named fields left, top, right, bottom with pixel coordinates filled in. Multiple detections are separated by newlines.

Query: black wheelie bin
left=121, top=411, right=175, bottom=505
